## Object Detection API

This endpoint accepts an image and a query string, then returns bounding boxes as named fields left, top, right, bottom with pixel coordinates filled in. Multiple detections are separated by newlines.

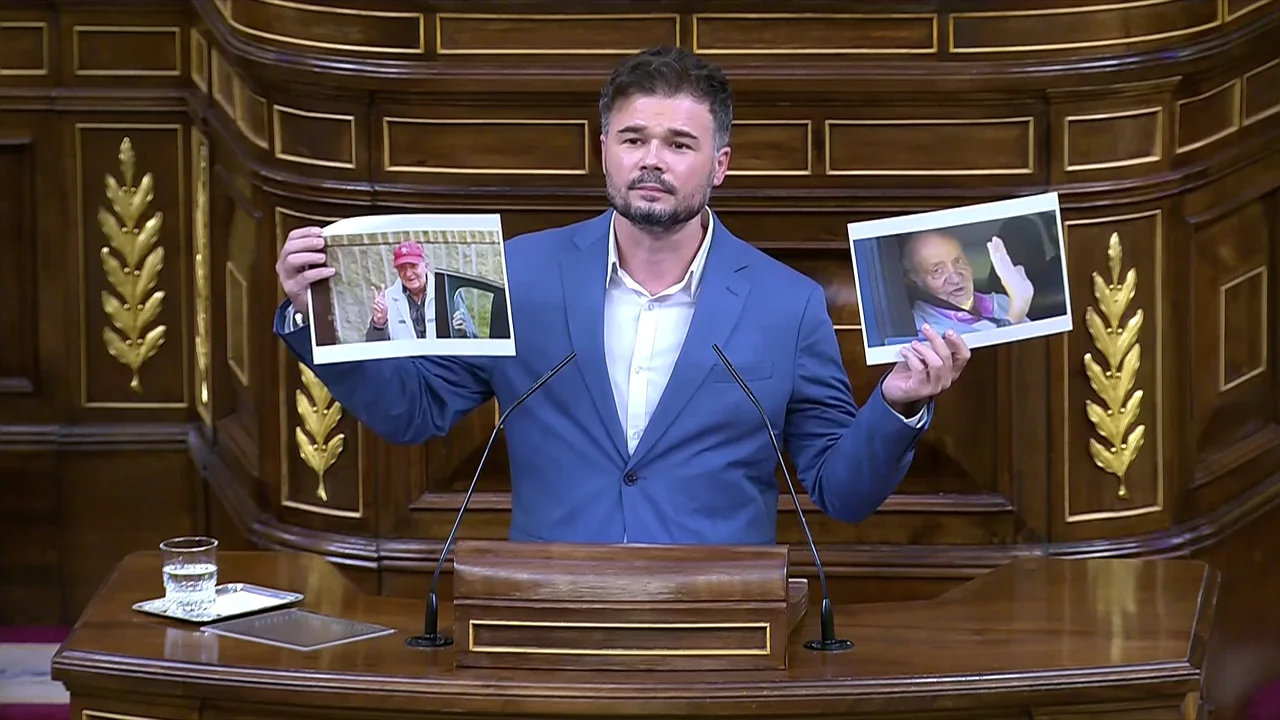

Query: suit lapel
left=627, top=221, right=750, bottom=467
left=562, top=213, right=628, bottom=459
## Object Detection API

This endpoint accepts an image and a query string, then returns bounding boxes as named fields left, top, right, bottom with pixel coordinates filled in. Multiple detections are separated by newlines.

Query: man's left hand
left=881, top=324, right=970, bottom=416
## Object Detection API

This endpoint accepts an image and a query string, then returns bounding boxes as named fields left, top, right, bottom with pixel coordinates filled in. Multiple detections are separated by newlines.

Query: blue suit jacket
left=275, top=210, right=931, bottom=545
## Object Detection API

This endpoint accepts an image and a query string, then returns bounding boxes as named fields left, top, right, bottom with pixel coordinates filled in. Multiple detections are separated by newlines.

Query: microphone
left=711, top=343, right=854, bottom=652
left=405, top=351, right=577, bottom=648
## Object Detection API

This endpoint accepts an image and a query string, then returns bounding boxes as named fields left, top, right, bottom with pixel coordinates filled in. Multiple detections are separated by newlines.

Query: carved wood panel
left=74, top=123, right=190, bottom=412
left=1190, top=199, right=1278, bottom=476
left=0, top=139, right=37, bottom=398
left=273, top=206, right=368, bottom=524
left=1056, top=210, right=1168, bottom=540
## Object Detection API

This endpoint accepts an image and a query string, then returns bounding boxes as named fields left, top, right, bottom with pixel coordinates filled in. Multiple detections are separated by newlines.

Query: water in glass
left=160, top=536, right=218, bottom=616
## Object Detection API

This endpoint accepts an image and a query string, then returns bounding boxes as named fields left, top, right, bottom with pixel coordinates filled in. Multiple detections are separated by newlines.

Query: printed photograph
left=847, top=192, right=1073, bottom=366
left=307, top=213, right=515, bottom=365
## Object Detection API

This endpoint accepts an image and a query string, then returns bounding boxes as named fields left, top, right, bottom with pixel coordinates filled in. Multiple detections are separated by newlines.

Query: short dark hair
left=598, top=45, right=733, bottom=150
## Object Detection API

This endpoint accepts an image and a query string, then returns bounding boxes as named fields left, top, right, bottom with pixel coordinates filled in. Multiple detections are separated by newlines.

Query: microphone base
left=405, top=633, right=454, bottom=648
left=804, top=637, right=854, bottom=652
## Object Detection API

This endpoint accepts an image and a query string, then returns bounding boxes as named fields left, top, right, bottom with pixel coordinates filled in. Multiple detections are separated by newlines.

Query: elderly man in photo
left=367, top=241, right=475, bottom=341
left=900, top=231, right=1035, bottom=336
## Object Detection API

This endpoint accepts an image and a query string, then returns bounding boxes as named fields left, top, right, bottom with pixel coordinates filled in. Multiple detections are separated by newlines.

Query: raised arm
left=784, top=284, right=971, bottom=524
left=274, top=227, right=493, bottom=444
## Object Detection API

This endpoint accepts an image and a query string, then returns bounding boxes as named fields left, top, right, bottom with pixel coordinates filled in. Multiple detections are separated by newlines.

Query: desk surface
left=52, top=551, right=1216, bottom=718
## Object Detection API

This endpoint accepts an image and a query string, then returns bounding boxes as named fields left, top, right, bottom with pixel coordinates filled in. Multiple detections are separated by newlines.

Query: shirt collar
left=606, top=208, right=715, bottom=297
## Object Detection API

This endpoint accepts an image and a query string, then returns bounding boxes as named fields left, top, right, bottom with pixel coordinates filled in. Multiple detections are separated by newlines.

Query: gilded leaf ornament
left=194, top=141, right=211, bottom=410
left=1082, top=232, right=1145, bottom=499
left=295, top=363, right=345, bottom=502
left=98, top=137, right=167, bottom=393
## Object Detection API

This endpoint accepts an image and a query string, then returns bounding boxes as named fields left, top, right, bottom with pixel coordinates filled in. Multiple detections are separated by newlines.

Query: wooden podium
left=51, top=548, right=1218, bottom=720
left=447, top=541, right=809, bottom=671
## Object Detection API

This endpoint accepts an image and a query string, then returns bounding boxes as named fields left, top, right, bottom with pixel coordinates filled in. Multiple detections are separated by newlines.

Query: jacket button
left=623, top=470, right=638, bottom=486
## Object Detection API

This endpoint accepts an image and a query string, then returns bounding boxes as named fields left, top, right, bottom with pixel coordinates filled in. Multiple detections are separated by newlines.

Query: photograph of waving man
left=900, top=231, right=1036, bottom=335
left=848, top=192, right=1073, bottom=366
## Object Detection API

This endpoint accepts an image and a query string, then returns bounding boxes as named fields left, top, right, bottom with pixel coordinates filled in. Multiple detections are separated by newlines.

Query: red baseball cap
left=392, top=241, right=425, bottom=267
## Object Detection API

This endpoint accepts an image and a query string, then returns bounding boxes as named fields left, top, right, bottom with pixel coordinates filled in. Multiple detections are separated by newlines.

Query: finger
left=284, top=234, right=325, bottom=256
left=919, top=325, right=953, bottom=374
left=910, top=341, right=947, bottom=392
left=284, top=228, right=324, bottom=248
left=281, top=251, right=327, bottom=271
left=944, top=329, right=970, bottom=365
left=900, top=346, right=926, bottom=373
left=912, top=341, right=944, bottom=372
left=296, top=266, right=335, bottom=284
left=287, top=226, right=323, bottom=243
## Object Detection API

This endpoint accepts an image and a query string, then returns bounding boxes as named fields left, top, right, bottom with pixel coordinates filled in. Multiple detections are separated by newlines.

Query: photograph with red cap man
left=305, top=212, right=515, bottom=364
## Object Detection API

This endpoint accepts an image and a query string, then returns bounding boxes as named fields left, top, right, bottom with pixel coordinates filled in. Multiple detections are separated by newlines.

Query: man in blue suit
left=273, top=46, right=970, bottom=545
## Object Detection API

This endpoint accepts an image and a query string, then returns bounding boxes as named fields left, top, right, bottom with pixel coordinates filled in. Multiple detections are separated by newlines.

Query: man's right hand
left=986, top=235, right=1034, bottom=323
left=275, top=226, right=334, bottom=315
left=370, top=284, right=388, bottom=328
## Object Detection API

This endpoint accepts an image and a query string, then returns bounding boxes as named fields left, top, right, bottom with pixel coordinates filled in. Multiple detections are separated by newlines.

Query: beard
left=605, top=166, right=712, bottom=234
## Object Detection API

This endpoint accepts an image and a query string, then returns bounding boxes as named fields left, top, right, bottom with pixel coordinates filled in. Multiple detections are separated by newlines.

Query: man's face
left=397, top=260, right=428, bottom=292
left=600, top=93, right=731, bottom=234
left=907, top=233, right=974, bottom=308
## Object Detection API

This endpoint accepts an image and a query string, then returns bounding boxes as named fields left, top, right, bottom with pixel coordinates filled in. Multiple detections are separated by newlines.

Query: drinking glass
left=160, top=536, right=219, bottom=617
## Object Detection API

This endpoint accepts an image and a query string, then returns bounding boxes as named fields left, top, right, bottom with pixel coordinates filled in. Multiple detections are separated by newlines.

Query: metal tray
left=205, top=608, right=396, bottom=651
left=132, top=583, right=304, bottom=624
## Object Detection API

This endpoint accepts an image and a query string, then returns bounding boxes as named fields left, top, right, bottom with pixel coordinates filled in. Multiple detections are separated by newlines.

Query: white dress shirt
left=603, top=213, right=714, bottom=454
left=601, top=209, right=926, bottom=458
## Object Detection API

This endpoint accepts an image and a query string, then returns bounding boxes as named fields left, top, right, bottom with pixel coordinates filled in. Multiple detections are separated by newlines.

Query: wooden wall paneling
left=5, top=0, right=1280, bottom=678
left=193, top=125, right=213, bottom=430
left=1193, top=458, right=1280, bottom=720
left=72, top=120, right=190, bottom=416
left=0, top=6, right=60, bottom=426
left=1048, top=79, right=1175, bottom=186
left=0, top=450, right=60, bottom=625
left=0, top=135, right=39, bottom=402
left=58, top=107, right=202, bottom=619
left=268, top=202, right=377, bottom=542
left=823, top=109, right=1044, bottom=190
left=0, top=16, right=51, bottom=83
left=947, top=0, right=1222, bottom=60
left=378, top=111, right=594, bottom=183
left=1191, top=203, right=1272, bottom=463
left=1242, top=57, right=1280, bottom=127
left=0, top=0, right=218, bottom=624
left=1181, top=157, right=1280, bottom=519
left=1053, top=207, right=1169, bottom=542
left=56, top=440, right=201, bottom=620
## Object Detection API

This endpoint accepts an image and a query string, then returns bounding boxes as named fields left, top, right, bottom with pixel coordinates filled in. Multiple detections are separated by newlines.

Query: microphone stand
left=711, top=344, right=854, bottom=652
left=405, top=351, right=577, bottom=648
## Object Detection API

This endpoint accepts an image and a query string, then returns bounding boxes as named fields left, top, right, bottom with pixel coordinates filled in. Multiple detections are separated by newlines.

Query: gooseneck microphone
left=405, top=351, right=577, bottom=649
left=711, top=344, right=854, bottom=652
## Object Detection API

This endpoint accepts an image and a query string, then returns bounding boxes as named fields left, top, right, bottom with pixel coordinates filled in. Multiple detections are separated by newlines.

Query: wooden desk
left=52, top=551, right=1217, bottom=719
